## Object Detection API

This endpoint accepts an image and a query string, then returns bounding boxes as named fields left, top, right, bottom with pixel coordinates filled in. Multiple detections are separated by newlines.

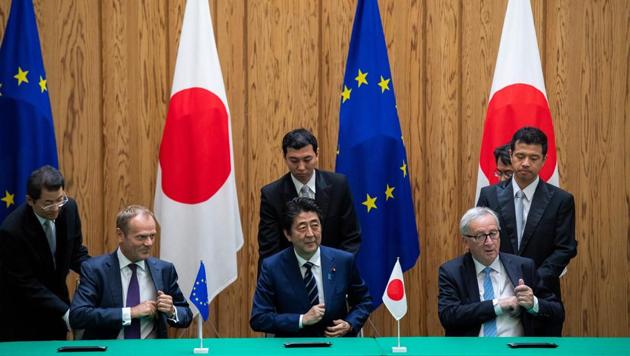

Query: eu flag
left=0, top=0, right=58, bottom=223
left=189, top=261, right=209, bottom=321
left=336, top=0, right=419, bottom=308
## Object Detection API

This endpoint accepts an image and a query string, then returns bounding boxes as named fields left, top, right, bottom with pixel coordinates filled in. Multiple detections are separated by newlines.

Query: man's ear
left=283, top=229, right=291, bottom=242
left=116, top=228, right=124, bottom=242
left=26, top=195, right=35, bottom=207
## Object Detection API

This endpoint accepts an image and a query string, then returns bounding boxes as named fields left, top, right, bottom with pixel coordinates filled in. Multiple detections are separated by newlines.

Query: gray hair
left=459, top=207, right=500, bottom=235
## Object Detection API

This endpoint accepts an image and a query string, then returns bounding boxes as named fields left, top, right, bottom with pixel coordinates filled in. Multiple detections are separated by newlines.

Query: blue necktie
left=124, top=264, right=141, bottom=339
left=482, top=267, right=497, bottom=337
left=303, top=262, right=319, bottom=306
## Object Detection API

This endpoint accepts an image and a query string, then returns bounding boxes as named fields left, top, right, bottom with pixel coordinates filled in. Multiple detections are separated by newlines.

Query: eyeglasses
left=40, top=195, right=69, bottom=211
left=464, top=229, right=500, bottom=243
left=494, top=170, right=513, bottom=179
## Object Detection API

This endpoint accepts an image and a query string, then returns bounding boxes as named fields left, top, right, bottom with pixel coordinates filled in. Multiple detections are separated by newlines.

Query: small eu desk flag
left=0, top=0, right=58, bottom=223
left=190, top=261, right=209, bottom=321
left=336, top=0, right=420, bottom=308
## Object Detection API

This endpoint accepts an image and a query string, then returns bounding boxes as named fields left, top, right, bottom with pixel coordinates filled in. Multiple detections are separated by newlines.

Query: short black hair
left=282, top=197, right=322, bottom=233
left=510, top=127, right=548, bottom=156
left=27, top=165, right=65, bottom=200
left=282, top=128, right=318, bottom=156
left=493, top=144, right=511, bottom=166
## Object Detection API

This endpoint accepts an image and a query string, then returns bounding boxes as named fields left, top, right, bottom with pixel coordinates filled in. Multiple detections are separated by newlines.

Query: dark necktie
left=303, top=262, right=319, bottom=306
left=124, top=264, right=141, bottom=339
left=515, top=190, right=525, bottom=249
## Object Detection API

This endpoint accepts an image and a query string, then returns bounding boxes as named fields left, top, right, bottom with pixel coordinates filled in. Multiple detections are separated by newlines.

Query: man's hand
left=514, top=278, right=534, bottom=310
left=325, top=319, right=352, bottom=337
left=157, top=290, right=176, bottom=317
left=498, top=296, right=520, bottom=316
left=302, top=303, right=326, bottom=326
left=130, top=301, right=157, bottom=319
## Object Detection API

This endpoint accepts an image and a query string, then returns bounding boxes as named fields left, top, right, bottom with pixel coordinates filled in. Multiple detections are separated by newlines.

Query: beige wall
left=1, top=0, right=628, bottom=337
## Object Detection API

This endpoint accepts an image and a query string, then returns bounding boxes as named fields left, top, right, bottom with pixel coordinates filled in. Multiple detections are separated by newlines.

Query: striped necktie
left=303, top=262, right=319, bottom=306
left=515, top=190, right=525, bottom=249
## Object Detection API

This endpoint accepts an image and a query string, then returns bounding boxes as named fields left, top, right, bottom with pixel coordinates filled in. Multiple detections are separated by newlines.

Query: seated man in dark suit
left=70, top=205, right=192, bottom=339
left=0, top=165, right=90, bottom=340
left=438, top=207, right=564, bottom=337
left=251, top=197, right=372, bottom=337
left=257, top=128, right=361, bottom=273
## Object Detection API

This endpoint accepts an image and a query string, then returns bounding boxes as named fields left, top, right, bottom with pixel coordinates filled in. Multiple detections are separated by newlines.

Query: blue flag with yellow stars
left=0, top=0, right=58, bottom=223
left=336, top=0, right=419, bottom=308
left=190, top=261, right=209, bottom=321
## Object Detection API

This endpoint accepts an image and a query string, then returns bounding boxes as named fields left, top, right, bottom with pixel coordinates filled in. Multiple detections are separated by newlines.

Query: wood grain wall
left=1, top=0, right=628, bottom=337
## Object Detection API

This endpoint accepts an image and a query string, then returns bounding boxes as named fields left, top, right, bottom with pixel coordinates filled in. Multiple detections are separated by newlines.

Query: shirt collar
left=290, top=170, right=317, bottom=196
left=294, top=247, right=321, bottom=269
left=511, top=175, right=539, bottom=201
left=33, top=211, right=54, bottom=227
left=117, top=247, right=146, bottom=271
left=472, top=255, right=501, bottom=275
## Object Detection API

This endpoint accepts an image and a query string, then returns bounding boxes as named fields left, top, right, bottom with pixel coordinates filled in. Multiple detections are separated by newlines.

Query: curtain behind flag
left=336, top=0, right=419, bottom=308
left=154, top=0, right=243, bottom=314
left=0, top=0, right=58, bottom=223
left=475, top=0, right=559, bottom=202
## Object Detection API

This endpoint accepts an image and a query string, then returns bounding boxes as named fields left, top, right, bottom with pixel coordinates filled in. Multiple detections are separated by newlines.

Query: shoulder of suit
left=500, top=252, right=533, bottom=266
left=320, top=245, right=353, bottom=261
left=261, top=173, right=292, bottom=193
left=440, top=254, right=467, bottom=271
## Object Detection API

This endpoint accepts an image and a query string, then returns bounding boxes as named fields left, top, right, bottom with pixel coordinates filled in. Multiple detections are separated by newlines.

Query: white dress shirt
left=294, top=248, right=325, bottom=328
left=473, top=257, right=524, bottom=337
left=116, top=248, right=157, bottom=339
left=512, top=175, right=539, bottom=229
left=291, top=171, right=317, bottom=199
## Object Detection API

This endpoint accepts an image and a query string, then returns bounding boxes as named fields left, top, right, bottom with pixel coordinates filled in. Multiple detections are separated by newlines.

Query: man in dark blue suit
left=477, top=127, right=577, bottom=335
left=0, top=166, right=90, bottom=340
left=70, top=205, right=191, bottom=339
left=251, top=198, right=372, bottom=337
left=439, top=207, right=564, bottom=337
left=257, top=129, right=361, bottom=273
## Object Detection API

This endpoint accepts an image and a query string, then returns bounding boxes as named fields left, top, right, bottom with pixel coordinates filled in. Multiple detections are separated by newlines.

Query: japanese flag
left=475, top=0, right=559, bottom=202
left=382, top=258, right=407, bottom=320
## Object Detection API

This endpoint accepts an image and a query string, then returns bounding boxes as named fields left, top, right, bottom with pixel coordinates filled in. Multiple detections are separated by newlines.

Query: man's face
left=464, top=214, right=501, bottom=266
left=284, top=211, right=322, bottom=259
left=285, top=145, right=318, bottom=184
left=510, top=141, right=546, bottom=187
left=27, top=187, right=66, bottom=220
left=495, top=159, right=513, bottom=182
left=118, top=214, right=157, bottom=262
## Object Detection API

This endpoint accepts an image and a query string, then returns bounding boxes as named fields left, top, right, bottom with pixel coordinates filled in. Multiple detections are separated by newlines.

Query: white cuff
left=122, top=307, right=131, bottom=326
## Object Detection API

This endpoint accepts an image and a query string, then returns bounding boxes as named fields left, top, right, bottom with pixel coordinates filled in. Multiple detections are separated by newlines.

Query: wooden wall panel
left=1, top=0, right=628, bottom=338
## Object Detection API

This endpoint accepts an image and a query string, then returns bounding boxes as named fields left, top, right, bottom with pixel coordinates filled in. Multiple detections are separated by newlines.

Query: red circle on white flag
left=479, top=83, right=557, bottom=184
left=386, top=279, right=404, bottom=301
left=159, top=87, right=231, bottom=204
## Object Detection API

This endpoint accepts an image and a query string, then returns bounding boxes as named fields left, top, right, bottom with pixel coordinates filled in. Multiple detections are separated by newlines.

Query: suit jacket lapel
left=461, top=254, right=481, bottom=302
left=24, top=207, right=56, bottom=270
left=320, top=248, right=336, bottom=308
left=107, top=252, right=123, bottom=306
left=282, top=250, right=311, bottom=311
left=146, top=258, right=163, bottom=292
left=315, top=171, right=331, bottom=217
left=499, top=253, right=520, bottom=287
left=519, top=180, right=551, bottom=254
left=497, top=181, right=519, bottom=253
left=281, top=173, right=299, bottom=201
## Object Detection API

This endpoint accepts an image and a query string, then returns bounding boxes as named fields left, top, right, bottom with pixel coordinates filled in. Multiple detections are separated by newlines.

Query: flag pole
left=392, top=319, right=406, bottom=353
left=193, top=314, right=208, bottom=354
